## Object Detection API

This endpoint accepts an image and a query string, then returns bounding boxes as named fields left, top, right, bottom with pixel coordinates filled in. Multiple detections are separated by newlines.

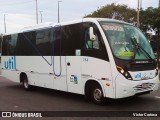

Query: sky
left=0, top=0, right=159, bottom=34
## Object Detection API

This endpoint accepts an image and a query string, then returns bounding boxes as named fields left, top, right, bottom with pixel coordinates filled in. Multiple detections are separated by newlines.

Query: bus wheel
left=22, top=76, right=31, bottom=90
left=91, top=84, right=106, bottom=105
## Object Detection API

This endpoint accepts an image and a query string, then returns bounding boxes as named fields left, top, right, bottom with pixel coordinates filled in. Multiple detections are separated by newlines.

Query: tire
left=22, top=76, right=32, bottom=91
left=91, top=84, right=106, bottom=105
left=84, top=86, right=91, bottom=101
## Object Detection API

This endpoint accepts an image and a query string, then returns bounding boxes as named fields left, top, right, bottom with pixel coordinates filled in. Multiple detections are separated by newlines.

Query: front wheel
left=91, top=84, right=106, bottom=105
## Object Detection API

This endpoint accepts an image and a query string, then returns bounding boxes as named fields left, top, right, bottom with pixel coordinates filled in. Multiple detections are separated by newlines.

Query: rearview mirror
left=89, top=27, right=96, bottom=41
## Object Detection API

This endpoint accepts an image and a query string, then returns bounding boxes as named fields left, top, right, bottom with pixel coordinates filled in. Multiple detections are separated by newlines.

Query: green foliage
left=85, top=3, right=137, bottom=23
left=85, top=3, right=160, bottom=35
left=140, top=7, right=160, bottom=34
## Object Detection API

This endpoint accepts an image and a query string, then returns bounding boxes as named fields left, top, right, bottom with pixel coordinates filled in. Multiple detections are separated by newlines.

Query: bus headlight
left=116, top=66, right=133, bottom=80
left=124, top=72, right=128, bottom=77
left=120, top=69, right=125, bottom=74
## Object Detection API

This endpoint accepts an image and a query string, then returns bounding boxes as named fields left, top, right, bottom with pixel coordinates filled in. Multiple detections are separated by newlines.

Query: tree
left=140, top=7, right=160, bottom=34
left=140, top=7, right=160, bottom=64
left=85, top=3, right=137, bottom=24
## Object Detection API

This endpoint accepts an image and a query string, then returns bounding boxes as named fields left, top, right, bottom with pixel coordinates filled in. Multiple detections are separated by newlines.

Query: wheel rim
left=93, top=88, right=103, bottom=101
left=24, top=79, right=28, bottom=89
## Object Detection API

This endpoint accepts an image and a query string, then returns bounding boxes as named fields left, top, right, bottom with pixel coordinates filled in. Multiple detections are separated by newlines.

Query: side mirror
left=89, top=27, right=96, bottom=41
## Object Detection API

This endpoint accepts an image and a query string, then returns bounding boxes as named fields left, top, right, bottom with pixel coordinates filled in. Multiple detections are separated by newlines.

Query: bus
left=1, top=18, right=159, bottom=104
left=0, top=35, right=2, bottom=62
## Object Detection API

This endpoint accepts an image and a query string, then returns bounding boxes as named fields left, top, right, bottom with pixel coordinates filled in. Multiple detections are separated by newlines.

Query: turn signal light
left=106, top=83, right=110, bottom=86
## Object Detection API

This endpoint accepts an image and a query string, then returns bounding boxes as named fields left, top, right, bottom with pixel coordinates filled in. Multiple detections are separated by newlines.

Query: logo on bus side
left=4, top=56, right=16, bottom=70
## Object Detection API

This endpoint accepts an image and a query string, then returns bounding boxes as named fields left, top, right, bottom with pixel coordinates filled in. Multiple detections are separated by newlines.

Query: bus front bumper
left=115, top=74, right=159, bottom=99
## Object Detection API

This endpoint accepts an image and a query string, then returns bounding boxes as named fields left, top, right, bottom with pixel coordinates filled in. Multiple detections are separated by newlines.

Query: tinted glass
left=15, top=32, right=36, bottom=55
left=2, top=34, right=18, bottom=55
left=82, top=22, right=109, bottom=61
left=62, top=23, right=82, bottom=56
left=52, top=27, right=61, bottom=56
left=36, top=29, right=51, bottom=55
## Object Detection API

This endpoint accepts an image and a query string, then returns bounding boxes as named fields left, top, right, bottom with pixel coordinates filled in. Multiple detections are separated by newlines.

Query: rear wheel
left=91, top=84, right=106, bottom=105
left=22, top=75, right=32, bottom=90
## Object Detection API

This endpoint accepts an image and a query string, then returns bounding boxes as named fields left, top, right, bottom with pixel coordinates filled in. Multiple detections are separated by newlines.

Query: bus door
left=52, top=27, right=67, bottom=91
left=62, top=23, right=83, bottom=94
left=66, top=56, right=82, bottom=94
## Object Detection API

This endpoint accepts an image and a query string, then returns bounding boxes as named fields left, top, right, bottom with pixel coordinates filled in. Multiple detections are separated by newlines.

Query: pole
left=40, top=11, right=43, bottom=23
left=4, top=14, right=6, bottom=33
left=140, top=0, right=142, bottom=9
left=158, top=0, right=160, bottom=65
left=137, top=0, right=140, bottom=27
left=36, top=0, right=38, bottom=24
left=58, top=1, right=62, bottom=23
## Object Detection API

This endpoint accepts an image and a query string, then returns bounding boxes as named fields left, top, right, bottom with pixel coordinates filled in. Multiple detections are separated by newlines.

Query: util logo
left=4, top=56, right=16, bottom=70
left=134, top=73, right=141, bottom=79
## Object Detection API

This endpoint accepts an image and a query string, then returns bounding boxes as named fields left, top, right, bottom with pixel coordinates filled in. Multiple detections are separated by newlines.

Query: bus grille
left=133, top=83, right=155, bottom=92
left=130, top=63, right=155, bottom=71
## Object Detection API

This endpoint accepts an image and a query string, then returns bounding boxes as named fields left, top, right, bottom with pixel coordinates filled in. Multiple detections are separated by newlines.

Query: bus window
left=62, top=23, right=82, bottom=56
left=36, top=29, right=51, bottom=55
left=52, top=27, right=61, bottom=56
left=15, top=32, right=36, bottom=56
left=2, top=34, right=18, bottom=56
left=83, top=22, right=109, bottom=61
left=84, top=25, right=100, bottom=50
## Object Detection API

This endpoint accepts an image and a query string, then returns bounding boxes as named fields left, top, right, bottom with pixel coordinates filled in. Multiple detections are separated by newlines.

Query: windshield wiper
left=122, top=37, right=154, bottom=71
left=130, top=37, right=154, bottom=61
left=116, top=37, right=155, bottom=74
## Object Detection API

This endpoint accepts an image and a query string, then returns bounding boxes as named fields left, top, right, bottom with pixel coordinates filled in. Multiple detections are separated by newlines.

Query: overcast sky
left=0, top=0, right=159, bottom=34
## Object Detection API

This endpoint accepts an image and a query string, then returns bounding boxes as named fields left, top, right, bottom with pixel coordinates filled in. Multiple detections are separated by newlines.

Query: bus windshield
left=100, top=22, right=155, bottom=60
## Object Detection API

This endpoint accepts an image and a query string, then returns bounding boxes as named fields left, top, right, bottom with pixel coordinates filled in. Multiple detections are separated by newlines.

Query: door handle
left=67, top=62, right=70, bottom=66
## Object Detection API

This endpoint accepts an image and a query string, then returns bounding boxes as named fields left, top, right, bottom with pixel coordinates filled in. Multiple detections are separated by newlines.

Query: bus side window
left=2, top=35, right=10, bottom=55
left=62, top=23, right=82, bottom=56
left=53, top=27, right=61, bottom=56
left=2, top=34, right=17, bottom=56
left=84, top=24, right=101, bottom=50
left=36, top=29, right=51, bottom=55
left=15, top=32, right=36, bottom=56
left=83, top=22, right=109, bottom=61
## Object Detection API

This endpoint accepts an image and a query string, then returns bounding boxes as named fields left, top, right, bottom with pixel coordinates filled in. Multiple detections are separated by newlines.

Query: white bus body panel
left=82, top=56, right=114, bottom=98
left=1, top=55, right=115, bottom=98
left=52, top=56, right=67, bottom=91
left=2, top=70, right=19, bottom=83
left=1, top=56, right=68, bottom=91
left=66, top=56, right=82, bottom=94
left=2, top=56, right=20, bottom=83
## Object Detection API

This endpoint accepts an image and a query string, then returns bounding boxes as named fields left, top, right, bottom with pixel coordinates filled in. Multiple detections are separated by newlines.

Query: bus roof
left=4, top=18, right=132, bottom=35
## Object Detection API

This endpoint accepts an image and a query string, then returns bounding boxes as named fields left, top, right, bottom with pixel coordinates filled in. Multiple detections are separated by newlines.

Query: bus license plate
left=142, top=83, right=149, bottom=89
